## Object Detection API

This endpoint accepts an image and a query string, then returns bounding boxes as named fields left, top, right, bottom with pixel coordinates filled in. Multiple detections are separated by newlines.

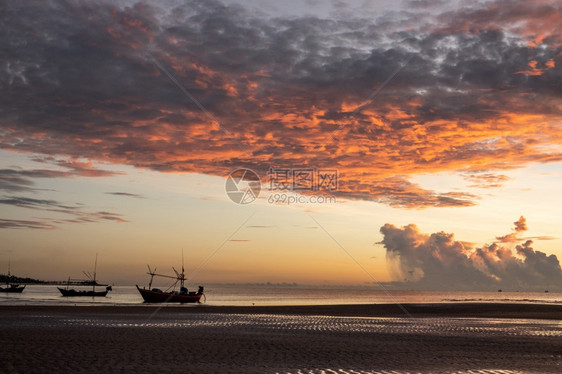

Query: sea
left=1, top=284, right=561, bottom=307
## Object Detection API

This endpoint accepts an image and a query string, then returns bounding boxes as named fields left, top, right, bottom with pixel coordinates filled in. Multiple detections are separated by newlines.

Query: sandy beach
left=1, top=303, right=561, bottom=373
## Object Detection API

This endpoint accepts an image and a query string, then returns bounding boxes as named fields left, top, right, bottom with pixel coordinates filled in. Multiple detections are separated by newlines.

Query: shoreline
left=2, top=302, right=562, bottom=319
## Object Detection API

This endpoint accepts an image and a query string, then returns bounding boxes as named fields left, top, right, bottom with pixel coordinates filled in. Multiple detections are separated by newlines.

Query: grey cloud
left=0, top=169, right=68, bottom=192
left=380, top=218, right=562, bottom=291
left=0, top=164, right=120, bottom=193
left=0, top=219, right=56, bottom=230
left=0, top=172, right=35, bottom=192
left=0, top=195, right=127, bottom=228
left=0, top=196, right=79, bottom=210
left=105, top=192, right=145, bottom=198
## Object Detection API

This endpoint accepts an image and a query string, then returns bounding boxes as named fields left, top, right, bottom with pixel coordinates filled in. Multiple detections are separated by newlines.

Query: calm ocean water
left=1, top=284, right=561, bottom=306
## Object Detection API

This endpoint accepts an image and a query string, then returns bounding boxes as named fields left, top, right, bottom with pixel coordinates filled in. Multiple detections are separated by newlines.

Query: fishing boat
left=136, top=262, right=204, bottom=303
left=58, top=254, right=112, bottom=297
left=0, top=261, right=26, bottom=293
left=58, top=282, right=112, bottom=297
left=0, top=283, right=26, bottom=293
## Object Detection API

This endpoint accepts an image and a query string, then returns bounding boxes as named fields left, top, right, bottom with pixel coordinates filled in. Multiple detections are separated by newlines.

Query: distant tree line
left=0, top=274, right=105, bottom=285
left=0, top=274, right=46, bottom=284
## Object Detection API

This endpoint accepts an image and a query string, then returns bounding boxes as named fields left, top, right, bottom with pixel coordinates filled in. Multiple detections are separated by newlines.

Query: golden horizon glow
left=1, top=0, right=562, bottom=290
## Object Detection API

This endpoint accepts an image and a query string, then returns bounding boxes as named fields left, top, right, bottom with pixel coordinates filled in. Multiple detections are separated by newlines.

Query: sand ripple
left=1, top=311, right=560, bottom=373
left=12, top=313, right=561, bottom=338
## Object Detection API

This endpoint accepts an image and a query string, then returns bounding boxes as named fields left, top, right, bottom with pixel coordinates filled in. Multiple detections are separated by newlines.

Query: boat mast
left=93, top=253, right=98, bottom=293
left=181, top=249, right=185, bottom=289
left=147, top=265, right=156, bottom=289
left=146, top=250, right=187, bottom=291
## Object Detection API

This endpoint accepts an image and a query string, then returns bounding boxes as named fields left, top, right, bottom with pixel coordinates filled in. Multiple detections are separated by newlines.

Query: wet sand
left=1, top=303, right=561, bottom=373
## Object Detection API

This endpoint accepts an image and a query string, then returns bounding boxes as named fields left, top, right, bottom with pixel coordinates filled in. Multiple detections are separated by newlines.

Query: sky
left=1, top=0, right=562, bottom=290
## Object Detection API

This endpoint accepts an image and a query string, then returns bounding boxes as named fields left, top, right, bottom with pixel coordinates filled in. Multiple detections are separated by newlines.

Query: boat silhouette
left=58, top=254, right=112, bottom=297
left=0, top=261, right=26, bottom=293
left=136, top=256, right=204, bottom=303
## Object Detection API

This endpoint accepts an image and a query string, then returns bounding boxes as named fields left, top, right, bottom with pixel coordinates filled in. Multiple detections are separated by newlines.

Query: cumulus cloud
left=380, top=217, right=562, bottom=291
left=1, top=0, right=562, bottom=208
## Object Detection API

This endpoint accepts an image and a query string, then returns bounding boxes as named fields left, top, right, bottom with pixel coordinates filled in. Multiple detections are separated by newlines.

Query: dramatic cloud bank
left=1, top=0, right=562, bottom=208
left=380, top=217, right=562, bottom=291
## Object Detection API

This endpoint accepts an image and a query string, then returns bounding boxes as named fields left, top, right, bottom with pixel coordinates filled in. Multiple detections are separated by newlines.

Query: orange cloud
left=3, top=0, right=562, bottom=209
left=515, top=60, right=542, bottom=76
left=514, top=60, right=555, bottom=76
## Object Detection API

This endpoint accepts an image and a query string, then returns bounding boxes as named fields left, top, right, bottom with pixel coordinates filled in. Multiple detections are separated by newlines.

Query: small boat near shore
left=0, top=283, right=26, bottom=293
left=0, top=261, right=26, bottom=293
left=58, top=254, right=112, bottom=297
left=136, top=261, right=204, bottom=303
left=58, top=284, right=112, bottom=297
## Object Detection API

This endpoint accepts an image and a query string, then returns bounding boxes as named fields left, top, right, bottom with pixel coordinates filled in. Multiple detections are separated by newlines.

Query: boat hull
left=136, top=285, right=202, bottom=303
left=0, top=285, right=25, bottom=293
left=58, top=287, right=109, bottom=297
